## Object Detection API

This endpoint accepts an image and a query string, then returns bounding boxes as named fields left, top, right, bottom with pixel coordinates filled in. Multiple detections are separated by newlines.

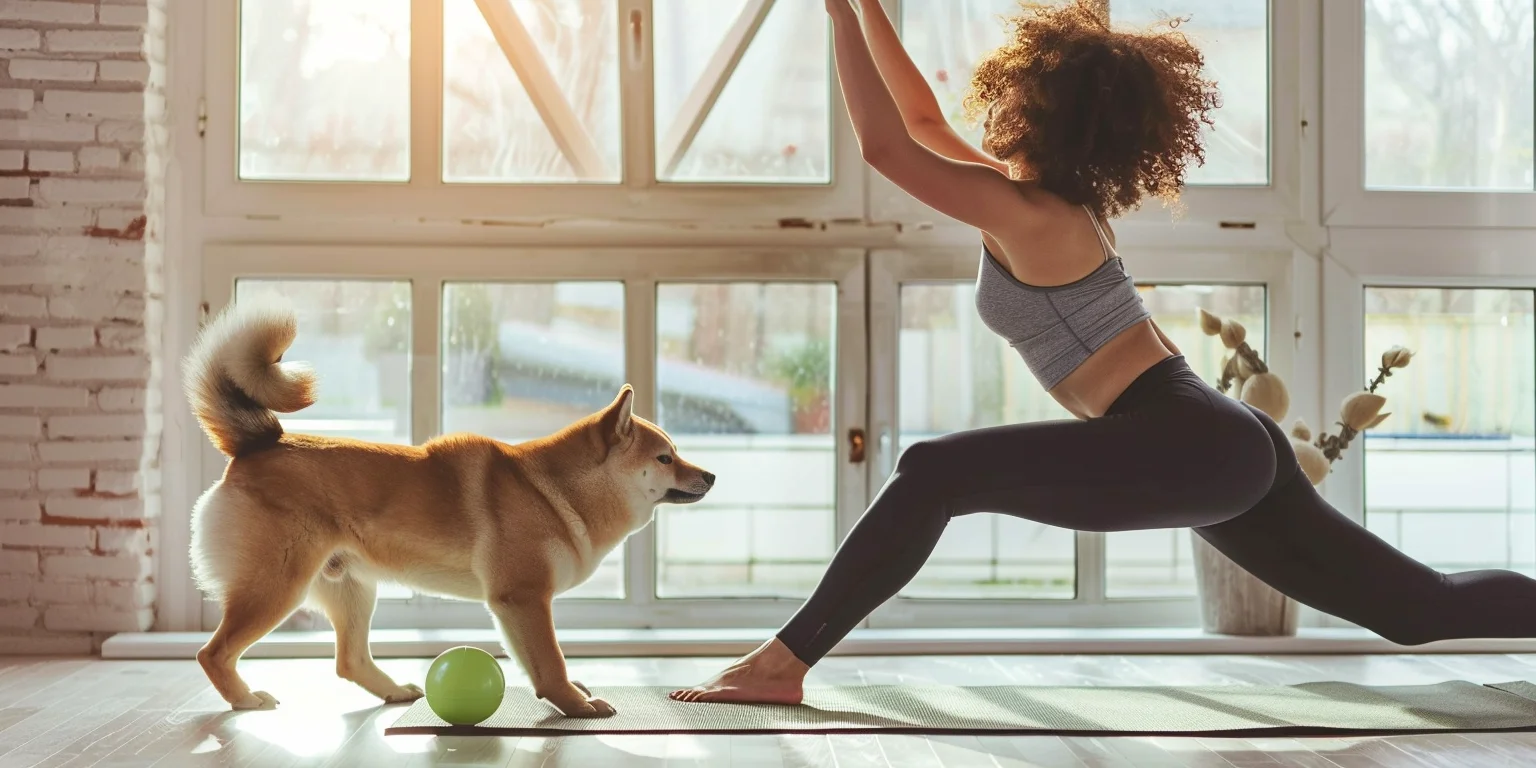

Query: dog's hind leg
left=199, top=574, right=311, bottom=710
left=309, top=573, right=423, bottom=704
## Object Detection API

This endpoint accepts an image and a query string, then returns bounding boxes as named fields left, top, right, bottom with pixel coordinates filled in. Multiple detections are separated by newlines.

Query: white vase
left=1190, top=532, right=1299, bottom=636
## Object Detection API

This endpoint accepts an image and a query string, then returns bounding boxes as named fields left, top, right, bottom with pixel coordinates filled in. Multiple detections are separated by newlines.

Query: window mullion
left=411, top=0, right=445, bottom=191
left=625, top=278, right=659, bottom=608
left=1078, top=532, right=1106, bottom=605
left=410, top=277, right=442, bottom=446
left=619, top=0, right=655, bottom=190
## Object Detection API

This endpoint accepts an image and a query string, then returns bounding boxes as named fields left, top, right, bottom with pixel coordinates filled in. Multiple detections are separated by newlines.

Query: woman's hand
left=825, top=0, right=856, bottom=17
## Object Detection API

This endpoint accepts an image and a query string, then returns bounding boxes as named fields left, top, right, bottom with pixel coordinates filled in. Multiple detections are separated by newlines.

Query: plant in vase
left=767, top=339, right=833, bottom=434
left=1189, top=309, right=1413, bottom=636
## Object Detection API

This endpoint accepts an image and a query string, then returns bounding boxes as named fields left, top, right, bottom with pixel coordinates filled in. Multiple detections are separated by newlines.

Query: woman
left=672, top=0, right=1536, bottom=705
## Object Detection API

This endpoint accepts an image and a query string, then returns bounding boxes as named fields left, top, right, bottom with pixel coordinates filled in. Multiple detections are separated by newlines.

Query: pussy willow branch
left=1318, top=363, right=1397, bottom=463
left=1216, top=342, right=1270, bottom=394
left=1366, top=362, right=1394, bottom=394
left=1317, top=424, right=1360, bottom=463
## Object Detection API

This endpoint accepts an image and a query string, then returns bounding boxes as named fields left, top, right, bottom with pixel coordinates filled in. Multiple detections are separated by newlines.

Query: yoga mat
left=386, top=680, right=1536, bottom=737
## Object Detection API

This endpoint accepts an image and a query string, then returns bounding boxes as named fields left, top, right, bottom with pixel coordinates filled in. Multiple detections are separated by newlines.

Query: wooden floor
left=2, top=653, right=1535, bottom=767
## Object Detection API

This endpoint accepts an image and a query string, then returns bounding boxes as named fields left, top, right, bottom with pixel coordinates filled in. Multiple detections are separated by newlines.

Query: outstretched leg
left=1197, top=405, right=1536, bottom=645
left=673, top=379, right=1276, bottom=704
left=309, top=572, right=424, bottom=703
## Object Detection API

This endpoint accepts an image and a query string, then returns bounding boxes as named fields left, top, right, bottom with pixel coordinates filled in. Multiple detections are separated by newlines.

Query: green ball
left=424, top=646, right=506, bottom=725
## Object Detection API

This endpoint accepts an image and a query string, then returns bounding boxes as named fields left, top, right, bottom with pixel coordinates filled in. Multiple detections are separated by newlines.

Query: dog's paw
left=231, top=691, right=279, bottom=711
left=565, top=697, right=617, bottom=718
left=384, top=683, right=425, bottom=704
left=571, top=680, right=591, bottom=697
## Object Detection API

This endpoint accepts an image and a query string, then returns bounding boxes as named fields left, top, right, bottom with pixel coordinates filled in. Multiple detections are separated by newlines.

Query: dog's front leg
left=487, top=595, right=615, bottom=718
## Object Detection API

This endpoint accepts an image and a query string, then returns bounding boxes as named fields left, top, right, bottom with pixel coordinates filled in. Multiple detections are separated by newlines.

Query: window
left=1325, top=0, right=1536, bottom=225
left=238, top=0, right=412, bottom=182
left=212, top=0, right=856, bottom=220
left=233, top=279, right=413, bottom=445
left=199, top=246, right=866, bottom=631
left=1363, top=0, right=1534, bottom=192
left=1363, top=287, right=1535, bottom=577
left=180, top=1, right=1295, bottom=635
left=653, top=0, right=831, bottom=183
left=893, top=0, right=1272, bottom=218
left=655, top=282, right=839, bottom=597
left=442, top=0, right=622, bottom=184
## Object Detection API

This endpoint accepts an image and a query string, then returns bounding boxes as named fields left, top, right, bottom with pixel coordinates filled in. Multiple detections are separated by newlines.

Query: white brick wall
left=0, top=0, right=156, bottom=648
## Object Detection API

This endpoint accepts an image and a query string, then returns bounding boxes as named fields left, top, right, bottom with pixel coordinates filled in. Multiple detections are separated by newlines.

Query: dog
left=183, top=299, right=714, bottom=716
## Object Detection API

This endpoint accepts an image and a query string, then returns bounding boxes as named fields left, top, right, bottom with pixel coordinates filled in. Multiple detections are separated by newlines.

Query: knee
left=894, top=439, right=950, bottom=480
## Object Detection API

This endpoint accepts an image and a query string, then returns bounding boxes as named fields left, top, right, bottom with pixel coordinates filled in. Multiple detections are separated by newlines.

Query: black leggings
left=777, top=355, right=1536, bottom=665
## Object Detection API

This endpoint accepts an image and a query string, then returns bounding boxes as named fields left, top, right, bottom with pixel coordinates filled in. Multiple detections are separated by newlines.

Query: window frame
left=1321, top=229, right=1536, bottom=520
left=159, top=0, right=1326, bottom=634
left=1312, top=231, right=1536, bottom=627
left=202, top=0, right=867, bottom=223
left=870, top=0, right=1308, bottom=231
left=862, top=245, right=1297, bottom=629
left=1321, top=0, right=1536, bottom=228
left=184, top=243, right=871, bottom=631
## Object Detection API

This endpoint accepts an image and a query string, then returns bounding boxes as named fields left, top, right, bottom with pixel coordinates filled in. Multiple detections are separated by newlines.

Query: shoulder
left=981, top=181, right=1073, bottom=239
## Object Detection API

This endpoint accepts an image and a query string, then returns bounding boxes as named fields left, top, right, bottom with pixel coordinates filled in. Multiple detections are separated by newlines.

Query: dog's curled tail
left=183, top=299, right=317, bottom=457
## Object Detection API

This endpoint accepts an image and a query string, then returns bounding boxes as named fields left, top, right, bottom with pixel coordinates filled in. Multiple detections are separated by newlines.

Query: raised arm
left=827, top=0, right=1030, bottom=232
left=853, top=0, right=1008, bottom=172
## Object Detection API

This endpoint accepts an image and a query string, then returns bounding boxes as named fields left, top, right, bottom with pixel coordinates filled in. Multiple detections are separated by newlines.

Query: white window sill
left=99, top=627, right=1536, bottom=660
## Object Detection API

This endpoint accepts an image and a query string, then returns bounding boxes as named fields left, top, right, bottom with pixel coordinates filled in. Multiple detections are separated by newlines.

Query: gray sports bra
left=974, top=206, right=1152, bottom=390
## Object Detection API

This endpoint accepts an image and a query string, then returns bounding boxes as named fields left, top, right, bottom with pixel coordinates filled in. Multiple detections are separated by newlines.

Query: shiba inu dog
left=183, top=299, right=714, bottom=716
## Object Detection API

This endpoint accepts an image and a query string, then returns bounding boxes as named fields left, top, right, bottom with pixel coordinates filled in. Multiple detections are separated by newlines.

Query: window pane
left=443, top=0, right=622, bottom=183
left=1364, top=288, right=1536, bottom=578
left=655, top=283, right=837, bottom=597
left=1365, top=0, right=1535, bottom=191
left=900, top=0, right=1269, bottom=186
left=653, top=0, right=831, bottom=183
left=238, top=0, right=410, bottom=181
left=897, top=283, right=1076, bottom=599
left=1105, top=284, right=1266, bottom=598
left=233, top=280, right=412, bottom=445
left=441, top=282, right=626, bottom=598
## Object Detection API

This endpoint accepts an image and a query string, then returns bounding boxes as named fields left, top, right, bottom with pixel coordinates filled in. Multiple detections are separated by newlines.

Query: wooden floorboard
left=0, top=654, right=1531, bottom=767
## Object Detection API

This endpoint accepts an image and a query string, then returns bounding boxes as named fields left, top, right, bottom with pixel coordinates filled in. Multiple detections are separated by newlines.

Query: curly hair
left=964, top=1, right=1221, bottom=218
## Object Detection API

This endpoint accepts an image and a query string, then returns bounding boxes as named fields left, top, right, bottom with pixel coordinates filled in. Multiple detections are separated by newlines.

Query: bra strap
left=1083, top=205, right=1114, bottom=262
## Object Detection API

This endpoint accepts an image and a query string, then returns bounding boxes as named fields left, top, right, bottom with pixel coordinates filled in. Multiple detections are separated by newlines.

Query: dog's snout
left=702, top=471, right=716, bottom=486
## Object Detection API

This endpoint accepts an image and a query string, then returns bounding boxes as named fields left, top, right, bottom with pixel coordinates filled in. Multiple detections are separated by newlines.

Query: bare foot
left=669, top=638, right=808, bottom=705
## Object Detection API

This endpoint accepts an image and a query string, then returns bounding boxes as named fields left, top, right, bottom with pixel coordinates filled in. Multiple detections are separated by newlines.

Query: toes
left=384, top=684, right=425, bottom=703
left=571, top=680, right=591, bottom=696
left=572, top=697, right=616, bottom=718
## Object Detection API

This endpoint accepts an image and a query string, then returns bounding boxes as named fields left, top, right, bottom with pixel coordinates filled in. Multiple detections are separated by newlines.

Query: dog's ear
left=598, top=384, right=635, bottom=446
